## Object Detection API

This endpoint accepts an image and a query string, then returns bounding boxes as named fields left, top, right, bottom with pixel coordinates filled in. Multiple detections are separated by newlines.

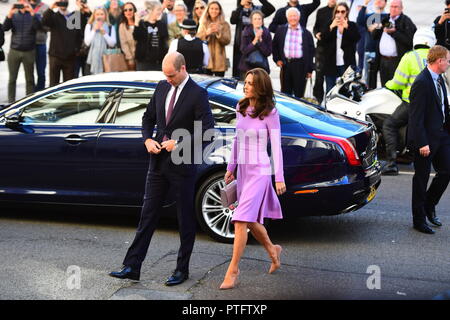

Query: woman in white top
left=84, top=7, right=117, bottom=74
left=321, top=2, right=360, bottom=93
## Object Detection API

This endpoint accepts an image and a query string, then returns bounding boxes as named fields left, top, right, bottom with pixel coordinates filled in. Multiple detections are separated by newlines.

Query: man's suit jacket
left=408, top=68, right=450, bottom=152
left=142, top=77, right=215, bottom=175
left=272, top=24, right=315, bottom=74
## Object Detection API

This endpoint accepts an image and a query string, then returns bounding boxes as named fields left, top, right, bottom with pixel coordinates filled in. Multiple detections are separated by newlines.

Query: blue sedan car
left=0, top=72, right=381, bottom=243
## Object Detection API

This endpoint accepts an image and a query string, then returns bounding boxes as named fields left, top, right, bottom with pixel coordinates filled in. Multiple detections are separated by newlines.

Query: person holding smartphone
left=3, top=0, right=41, bottom=102
left=434, top=0, right=450, bottom=85
left=238, top=10, right=272, bottom=78
left=230, top=0, right=275, bottom=79
left=370, top=0, right=416, bottom=86
left=42, top=1, right=83, bottom=86
left=320, top=2, right=360, bottom=94
left=133, top=0, right=168, bottom=71
left=84, top=7, right=116, bottom=74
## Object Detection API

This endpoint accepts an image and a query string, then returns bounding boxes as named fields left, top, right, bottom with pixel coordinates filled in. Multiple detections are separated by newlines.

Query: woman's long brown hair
left=199, top=0, right=226, bottom=26
left=332, top=2, right=350, bottom=20
left=238, top=68, right=275, bottom=120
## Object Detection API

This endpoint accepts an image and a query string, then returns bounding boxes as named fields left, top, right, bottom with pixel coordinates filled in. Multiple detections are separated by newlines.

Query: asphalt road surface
left=0, top=164, right=449, bottom=300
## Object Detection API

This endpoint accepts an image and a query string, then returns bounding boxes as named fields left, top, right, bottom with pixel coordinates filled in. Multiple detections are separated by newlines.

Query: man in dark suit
left=272, top=7, right=314, bottom=98
left=408, top=45, right=450, bottom=234
left=109, top=52, right=215, bottom=284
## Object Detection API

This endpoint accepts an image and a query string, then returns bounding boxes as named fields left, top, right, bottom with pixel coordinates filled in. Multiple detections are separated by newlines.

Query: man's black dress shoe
left=165, top=270, right=188, bottom=286
left=425, top=206, right=442, bottom=227
left=381, top=162, right=399, bottom=176
left=413, top=222, right=435, bottom=234
left=109, top=266, right=140, bottom=281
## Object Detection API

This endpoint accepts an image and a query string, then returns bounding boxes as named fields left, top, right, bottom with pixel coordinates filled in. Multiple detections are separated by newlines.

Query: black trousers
left=282, top=58, right=307, bottom=98
left=313, top=46, right=325, bottom=104
left=380, top=56, right=400, bottom=87
left=205, top=69, right=225, bottom=77
left=412, top=131, right=450, bottom=223
left=232, top=44, right=242, bottom=79
left=382, top=101, right=409, bottom=161
left=123, top=152, right=197, bottom=273
left=367, top=55, right=379, bottom=90
left=49, top=55, right=75, bottom=87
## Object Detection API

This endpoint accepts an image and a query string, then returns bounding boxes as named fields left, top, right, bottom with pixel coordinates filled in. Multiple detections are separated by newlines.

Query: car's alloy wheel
left=195, top=171, right=235, bottom=243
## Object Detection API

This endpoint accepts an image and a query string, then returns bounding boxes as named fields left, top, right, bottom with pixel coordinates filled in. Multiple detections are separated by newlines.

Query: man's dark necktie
left=163, top=86, right=178, bottom=141
left=436, top=77, right=445, bottom=123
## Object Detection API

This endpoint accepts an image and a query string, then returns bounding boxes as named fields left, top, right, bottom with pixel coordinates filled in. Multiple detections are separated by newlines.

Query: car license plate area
left=367, top=185, right=377, bottom=202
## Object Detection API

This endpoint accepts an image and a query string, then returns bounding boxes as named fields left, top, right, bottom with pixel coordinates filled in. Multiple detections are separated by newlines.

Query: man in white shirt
left=109, top=52, right=215, bottom=285
left=408, top=45, right=450, bottom=234
left=371, top=0, right=416, bottom=86
left=272, top=7, right=315, bottom=98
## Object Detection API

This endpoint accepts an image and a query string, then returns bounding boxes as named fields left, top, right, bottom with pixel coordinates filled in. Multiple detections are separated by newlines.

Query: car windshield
left=1, top=92, right=39, bottom=117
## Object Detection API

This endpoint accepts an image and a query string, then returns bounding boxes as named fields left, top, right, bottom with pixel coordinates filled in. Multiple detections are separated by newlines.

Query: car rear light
left=309, top=133, right=361, bottom=166
left=294, top=189, right=319, bottom=194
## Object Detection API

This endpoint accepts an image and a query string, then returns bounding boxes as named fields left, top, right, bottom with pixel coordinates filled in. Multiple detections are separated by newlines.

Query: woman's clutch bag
left=220, top=180, right=237, bottom=208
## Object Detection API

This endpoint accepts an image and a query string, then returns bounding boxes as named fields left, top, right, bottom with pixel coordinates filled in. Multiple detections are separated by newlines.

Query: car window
left=210, top=102, right=236, bottom=126
left=20, top=89, right=110, bottom=124
left=114, top=88, right=153, bottom=125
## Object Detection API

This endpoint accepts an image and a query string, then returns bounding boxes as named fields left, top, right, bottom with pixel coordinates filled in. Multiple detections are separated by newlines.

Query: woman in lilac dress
left=220, top=68, right=286, bottom=290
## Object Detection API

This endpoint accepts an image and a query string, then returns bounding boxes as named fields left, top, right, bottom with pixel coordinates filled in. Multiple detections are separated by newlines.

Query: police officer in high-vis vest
left=381, top=28, right=437, bottom=175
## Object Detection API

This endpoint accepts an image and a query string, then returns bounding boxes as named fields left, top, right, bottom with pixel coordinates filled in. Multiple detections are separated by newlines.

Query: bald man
left=371, top=0, right=416, bottom=86
left=109, top=52, right=215, bottom=285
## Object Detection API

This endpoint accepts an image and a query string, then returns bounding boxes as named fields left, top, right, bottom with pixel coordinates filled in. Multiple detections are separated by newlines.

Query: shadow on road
left=0, top=203, right=380, bottom=245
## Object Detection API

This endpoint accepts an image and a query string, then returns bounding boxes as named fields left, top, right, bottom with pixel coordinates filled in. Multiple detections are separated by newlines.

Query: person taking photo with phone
left=3, top=0, right=41, bottom=102
left=434, top=0, right=450, bottom=85
left=371, top=0, right=416, bottom=86
left=42, top=1, right=83, bottom=86
left=321, top=2, right=360, bottom=94
left=84, top=6, right=116, bottom=74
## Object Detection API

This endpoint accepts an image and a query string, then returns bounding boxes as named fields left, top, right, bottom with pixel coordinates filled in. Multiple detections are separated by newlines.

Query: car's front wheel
left=195, top=171, right=235, bottom=243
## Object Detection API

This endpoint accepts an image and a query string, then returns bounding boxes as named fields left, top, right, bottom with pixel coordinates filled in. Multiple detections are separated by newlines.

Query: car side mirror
left=0, top=104, right=10, bottom=111
left=5, top=114, right=21, bottom=130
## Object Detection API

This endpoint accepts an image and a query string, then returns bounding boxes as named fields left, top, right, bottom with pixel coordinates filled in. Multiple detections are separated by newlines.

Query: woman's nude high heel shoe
left=219, top=269, right=240, bottom=290
left=269, top=245, right=282, bottom=274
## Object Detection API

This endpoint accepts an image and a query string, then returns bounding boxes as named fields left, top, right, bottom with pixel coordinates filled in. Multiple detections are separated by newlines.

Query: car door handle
left=65, top=135, right=88, bottom=145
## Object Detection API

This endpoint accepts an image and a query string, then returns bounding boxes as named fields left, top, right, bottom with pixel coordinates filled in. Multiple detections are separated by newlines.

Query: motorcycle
left=324, top=66, right=411, bottom=162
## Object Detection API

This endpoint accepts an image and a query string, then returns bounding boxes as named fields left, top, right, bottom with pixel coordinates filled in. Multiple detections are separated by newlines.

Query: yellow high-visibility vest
left=385, top=48, right=429, bottom=103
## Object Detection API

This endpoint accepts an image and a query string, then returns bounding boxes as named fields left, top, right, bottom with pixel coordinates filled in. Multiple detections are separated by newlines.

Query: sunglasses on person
left=124, top=8, right=135, bottom=12
left=336, top=10, right=347, bottom=14
left=195, top=6, right=205, bottom=10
